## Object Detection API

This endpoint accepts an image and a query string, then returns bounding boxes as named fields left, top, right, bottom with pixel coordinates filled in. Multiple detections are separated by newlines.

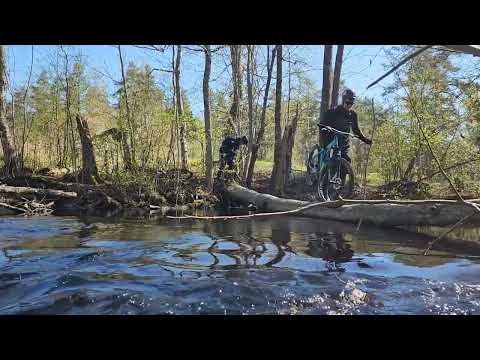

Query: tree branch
left=397, top=75, right=480, bottom=254
left=367, top=45, right=432, bottom=89
left=132, top=45, right=167, bottom=52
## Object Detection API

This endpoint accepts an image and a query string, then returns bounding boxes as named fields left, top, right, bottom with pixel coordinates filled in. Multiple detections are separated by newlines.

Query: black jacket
left=220, top=137, right=243, bottom=155
left=320, top=105, right=368, bottom=147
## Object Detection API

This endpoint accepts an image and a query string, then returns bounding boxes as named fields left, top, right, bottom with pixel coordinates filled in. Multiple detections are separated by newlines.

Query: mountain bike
left=306, top=124, right=358, bottom=201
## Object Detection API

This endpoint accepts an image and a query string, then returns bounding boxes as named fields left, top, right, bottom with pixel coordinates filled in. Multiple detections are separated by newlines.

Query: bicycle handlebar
left=317, top=124, right=360, bottom=139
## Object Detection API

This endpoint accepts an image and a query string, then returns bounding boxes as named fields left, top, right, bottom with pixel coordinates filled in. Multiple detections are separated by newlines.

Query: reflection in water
left=1, top=214, right=480, bottom=314
left=202, top=219, right=298, bottom=269
left=305, top=233, right=354, bottom=272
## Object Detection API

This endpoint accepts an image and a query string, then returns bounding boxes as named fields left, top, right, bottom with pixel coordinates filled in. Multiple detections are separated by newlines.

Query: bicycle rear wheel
left=317, top=158, right=354, bottom=201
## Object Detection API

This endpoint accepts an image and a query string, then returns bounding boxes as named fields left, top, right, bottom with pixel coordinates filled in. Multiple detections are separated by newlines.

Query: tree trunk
left=10, top=86, right=15, bottom=151
left=60, top=46, right=78, bottom=179
left=331, top=45, right=344, bottom=107
left=242, top=45, right=255, bottom=181
left=246, top=46, right=276, bottom=188
left=319, top=45, right=333, bottom=144
left=0, top=183, right=77, bottom=200
left=225, top=182, right=480, bottom=227
left=271, top=45, right=283, bottom=194
left=175, top=45, right=188, bottom=170
left=76, top=114, right=100, bottom=184
left=403, top=146, right=422, bottom=181
left=53, top=53, right=63, bottom=167
left=167, top=119, right=176, bottom=167
left=169, top=46, right=179, bottom=169
left=0, top=45, right=19, bottom=178
left=229, top=45, right=242, bottom=136
left=230, top=45, right=246, bottom=176
left=117, top=45, right=135, bottom=171
left=284, top=105, right=300, bottom=187
left=20, top=46, right=33, bottom=169
left=274, top=106, right=300, bottom=191
left=424, top=150, right=433, bottom=178
left=203, top=45, right=214, bottom=192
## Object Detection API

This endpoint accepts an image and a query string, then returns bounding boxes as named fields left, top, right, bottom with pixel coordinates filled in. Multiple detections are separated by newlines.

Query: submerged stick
left=423, top=211, right=478, bottom=255
left=0, top=202, right=26, bottom=213
left=167, top=199, right=345, bottom=220
left=166, top=196, right=474, bottom=221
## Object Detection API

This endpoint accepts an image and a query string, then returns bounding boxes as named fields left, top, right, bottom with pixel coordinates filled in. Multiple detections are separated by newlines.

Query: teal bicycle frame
left=308, top=125, right=356, bottom=183
left=318, top=136, right=340, bottom=174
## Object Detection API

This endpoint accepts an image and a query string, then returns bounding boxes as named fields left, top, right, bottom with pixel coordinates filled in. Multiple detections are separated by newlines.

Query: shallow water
left=1, top=214, right=480, bottom=315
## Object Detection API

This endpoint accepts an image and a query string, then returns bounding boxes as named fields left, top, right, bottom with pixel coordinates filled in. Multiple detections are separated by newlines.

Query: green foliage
left=3, top=45, right=480, bottom=197
left=367, top=172, right=383, bottom=186
left=360, top=46, right=480, bottom=188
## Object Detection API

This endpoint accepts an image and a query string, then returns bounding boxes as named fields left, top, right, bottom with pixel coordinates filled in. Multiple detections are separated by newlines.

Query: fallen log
left=225, top=182, right=480, bottom=227
left=0, top=202, right=25, bottom=215
left=1, top=175, right=100, bottom=193
left=0, top=184, right=77, bottom=216
left=0, top=184, right=77, bottom=200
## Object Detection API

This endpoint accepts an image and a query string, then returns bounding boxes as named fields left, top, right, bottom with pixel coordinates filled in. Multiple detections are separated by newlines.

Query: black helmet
left=241, top=136, right=248, bottom=145
left=342, top=89, right=356, bottom=102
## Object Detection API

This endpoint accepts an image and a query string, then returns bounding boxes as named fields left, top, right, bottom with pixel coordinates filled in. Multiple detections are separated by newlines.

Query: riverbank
left=1, top=167, right=479, bottom=219
left=0, top=168, right=220, bottom=217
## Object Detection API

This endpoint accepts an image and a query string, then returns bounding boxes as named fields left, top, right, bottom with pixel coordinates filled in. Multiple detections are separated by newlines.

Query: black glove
left=363, top=138, right=372, bottom=145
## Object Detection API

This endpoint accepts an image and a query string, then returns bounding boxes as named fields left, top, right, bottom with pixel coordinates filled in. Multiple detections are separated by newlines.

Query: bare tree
left=242, top=45, right=255, bottom=180
left=76, top=114, right=101, bottom=184
left=283, top=104, right=300, bottom=186
left=60, top=46, right=78, bottom=178
left=0, top=45, right=19, bottom=177
left=20, top=45, right=33, bottom=169
left=167, top=46, right=177, bottom=168
left=175, top=45, right=188, bottom=169
left=319, top=45, right=333, bottom=143
left=117, top=45, right=135, bottom=171
left=8, top=50, right=16, bottom=150
left=246, top=45, right=277, bottom=188
left=331, top=45, right=344, bottom=107
left=203, top=45, right=214, bottom=191
left=271, top=45, right=283, bottom=194
left=229, top=45, right=242, bottom=136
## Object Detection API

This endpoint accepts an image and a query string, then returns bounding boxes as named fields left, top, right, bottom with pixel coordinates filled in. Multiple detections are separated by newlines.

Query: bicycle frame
left=307, top=125, right=359, bottom=186
left=318, top=136, right=340, bottom=173
left=316, top=137, right=352, bottom=182
left=318, top=125, right=359, bottom=170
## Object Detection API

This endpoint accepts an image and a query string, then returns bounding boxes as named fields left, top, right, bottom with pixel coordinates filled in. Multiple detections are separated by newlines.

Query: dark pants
left=219, top=152, right=235, bottom=169
left=341, top=145, right=351, bottom=163
left=218, top=152, right=236, bottom=177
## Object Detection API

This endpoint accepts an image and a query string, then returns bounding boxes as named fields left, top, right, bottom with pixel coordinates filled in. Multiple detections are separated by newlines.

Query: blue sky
left=3, top=45, right=410, bottom=117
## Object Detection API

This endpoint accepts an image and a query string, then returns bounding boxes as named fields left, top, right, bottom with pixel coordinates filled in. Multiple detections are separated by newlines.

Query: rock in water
left=357, top=261, right=372, bottom=269
left=339, top=281, right=369, bottom=306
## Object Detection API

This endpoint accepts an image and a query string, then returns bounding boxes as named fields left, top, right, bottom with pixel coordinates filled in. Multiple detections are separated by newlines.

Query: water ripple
left=1, top=215, right=480, bottom=314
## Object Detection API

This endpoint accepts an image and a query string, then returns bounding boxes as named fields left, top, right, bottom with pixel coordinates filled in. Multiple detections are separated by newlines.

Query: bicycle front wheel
left=317, top=158, right=354, bottom=201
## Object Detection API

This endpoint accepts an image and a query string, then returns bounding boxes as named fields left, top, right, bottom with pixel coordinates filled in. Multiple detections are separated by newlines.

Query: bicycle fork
left=328, top=150, right=344, bottom=191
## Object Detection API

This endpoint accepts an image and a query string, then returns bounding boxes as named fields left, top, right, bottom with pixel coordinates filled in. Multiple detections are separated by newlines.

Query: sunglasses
left=345, top=101, right=354, bottom=106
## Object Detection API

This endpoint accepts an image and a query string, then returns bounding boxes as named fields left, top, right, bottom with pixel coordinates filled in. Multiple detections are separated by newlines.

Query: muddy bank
left=0, top=170, right=220, bottom=218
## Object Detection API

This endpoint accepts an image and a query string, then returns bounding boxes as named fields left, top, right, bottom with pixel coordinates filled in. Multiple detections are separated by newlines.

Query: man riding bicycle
left=319, top=89, right=372, bottom=162
left=306, top=89, right=372, bottom=200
